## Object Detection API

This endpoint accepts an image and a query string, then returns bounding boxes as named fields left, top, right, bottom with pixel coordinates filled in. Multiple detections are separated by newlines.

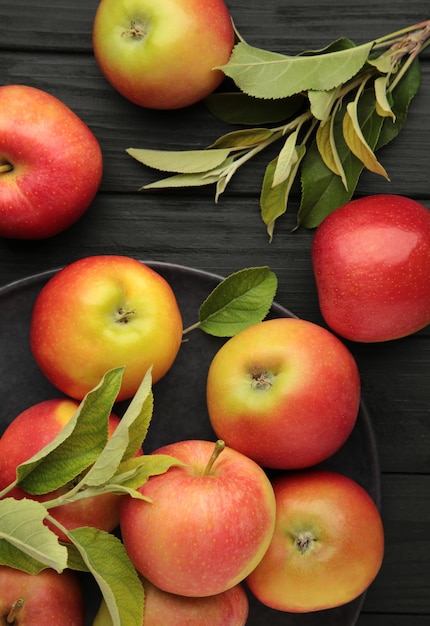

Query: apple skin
left=0, top=398, right=142, bottom=542
left=311, top=194, right=430, bottom=342
left=93, top=579, right=249, bottom=626
left=206, top=317, right=361, bottom=470
left=0, top=565, right=85, bottom=625
left=119, top=439, right=276, bottom=597
left=0, top=84, right=102, bottom=239
left=29, top=255, right=183, bottom=401
left=92, top=0, right=235, bottom=110
left=246, top=470, right=384, bottom=612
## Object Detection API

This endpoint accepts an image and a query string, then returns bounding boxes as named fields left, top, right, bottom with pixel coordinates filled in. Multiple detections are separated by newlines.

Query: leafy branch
left=128, top=20, right=429, bottom=240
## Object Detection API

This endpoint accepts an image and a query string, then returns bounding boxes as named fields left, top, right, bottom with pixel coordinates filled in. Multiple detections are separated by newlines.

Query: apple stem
left=6, top=598, right=25, bottom=624
left=0, top=163, right=13, bottom=174
left=203, top=440, right=225, bottom=475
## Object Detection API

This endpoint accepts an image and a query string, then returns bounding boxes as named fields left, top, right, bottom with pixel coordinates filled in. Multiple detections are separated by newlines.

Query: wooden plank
left=1, top=50, right=429, bottom=202
left=361, top=474, right=430, bottom=614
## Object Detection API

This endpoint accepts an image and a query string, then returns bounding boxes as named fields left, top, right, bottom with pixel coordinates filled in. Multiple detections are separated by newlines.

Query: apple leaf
left=187, top=266, right=277, bottom=337
left=80, top=368, right=154, bottom=489
left=205, top=92, right=306, bottom=125
left=0, top=498, right=68, bottom=573
left=217, top=40, right=373, bottom=99
left=106, top=454, right=185, bottom=492
left=67, top=527, right=144, bottom=626
left=16, top=368, right=123, bottom=496
left=127, top=147, right=231, bottom=174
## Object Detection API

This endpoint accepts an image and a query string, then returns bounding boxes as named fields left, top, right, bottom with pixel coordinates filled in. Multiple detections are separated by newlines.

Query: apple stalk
left=203, top=440, right=225, bottom=475
left=0, top=163, right=13, bottom=174
left=5, top=598, right=25, bottom=624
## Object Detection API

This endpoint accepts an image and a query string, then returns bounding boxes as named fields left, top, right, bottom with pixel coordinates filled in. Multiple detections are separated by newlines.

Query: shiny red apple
left=0, top=84, right=102, bottom=239
left=312, top=194, right=430, bottom=342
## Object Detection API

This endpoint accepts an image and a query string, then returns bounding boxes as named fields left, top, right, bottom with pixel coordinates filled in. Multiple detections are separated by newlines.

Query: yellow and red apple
left=92, top=0, right=235, bottom=109
left=120, top=439, right=276, bottom=597
left=206, top=317, right=361, bottom=470
left=246, top=469, right=384, bottom=612
left=29, top=255, right=183, bottom=401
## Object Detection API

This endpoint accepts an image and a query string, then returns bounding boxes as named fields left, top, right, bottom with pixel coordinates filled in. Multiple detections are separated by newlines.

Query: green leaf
left=197, top=266, right=277, bottom=336
left=218, top=40, right=374, bottom=100
left=260, top=146, right=306, bottom=240
left=127, top=147, right=231, bottom=174
left=143, top=169, right=224, bottom=190
left=205, top=91, right=306, bottom=125
left=82, top=369, right=154, bottom=490
left=68, top=527, right=144, bottom=626
left=0, top=498, right=68, bottom=573
left=316, top=115, right=348, bottom=188
left=17, top=369, right=123, bottom=495
left=376, top=57, right=421, bottom=150
left=343, top=99, right=390, bottom=179
left=109, top=454, right=185, bottom=491
left=308, top=88, right=341, bottom=122
left=298, top=88, right=384, bottom=228
left=374, top=75, right=396, bottom=119
left=209, top=127, right=276, bottom=149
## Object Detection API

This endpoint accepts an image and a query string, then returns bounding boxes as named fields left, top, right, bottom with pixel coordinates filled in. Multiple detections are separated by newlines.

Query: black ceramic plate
left=0, top=261, right=381, bottom=626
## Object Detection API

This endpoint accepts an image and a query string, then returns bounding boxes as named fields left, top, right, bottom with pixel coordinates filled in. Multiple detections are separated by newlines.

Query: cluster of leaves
left=0, top=266, right=277, bottom=626
left=128, top=21, right=429, bottom=240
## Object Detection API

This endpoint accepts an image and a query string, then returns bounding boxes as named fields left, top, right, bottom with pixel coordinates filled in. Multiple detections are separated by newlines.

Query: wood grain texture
left=0, top=0, right=429, bottom=621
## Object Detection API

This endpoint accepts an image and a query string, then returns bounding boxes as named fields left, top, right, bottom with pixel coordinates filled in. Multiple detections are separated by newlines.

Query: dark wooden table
left=1, top=1, right=429, bottom=624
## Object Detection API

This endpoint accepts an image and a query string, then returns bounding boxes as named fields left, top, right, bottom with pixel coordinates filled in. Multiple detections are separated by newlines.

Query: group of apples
left=1, top=225, right=429, bottom=624
left=1, top=0, right=430, bottom=624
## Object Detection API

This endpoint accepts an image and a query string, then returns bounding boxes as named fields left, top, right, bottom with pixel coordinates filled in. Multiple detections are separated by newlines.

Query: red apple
left=29, top=255, right=183, bottom=401
left=311, top=194, right=430, bottom=342
left=92, top=0, right=235, bottom=110
left=0, top=84, right=102, bottom=239
left=119, top=439, right=276, bottom=597
left=0, top=398, right=141, bottom=542
left=246, top=469, right=384, bottom=612
left=0, top=565, right=85, bottom=625
left=206, top=317, right=361, bottom=470
left=93, top=579, right=249, bottom=626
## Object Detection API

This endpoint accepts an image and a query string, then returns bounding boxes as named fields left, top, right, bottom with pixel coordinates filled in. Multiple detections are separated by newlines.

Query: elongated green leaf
left=198, top=266, right=277, bottom=336
left=205, top=92, right=305, bottom=125
left=209, top=127, right=276, bottom=149
left=376, top=57, right=421, bottom=149
left=17, top=369, right=123, bottom=495
left=298, top=88, right=384, bottom=228
left=374, top=75, right=395, bottom=119
left=316, top=116, right=348, bottom=188
left=218, top=40, right=374, bottom=99
left=109, top=454, right=184, bottom=491
left=127, top=147, right=231, bottom=174
left=68, top=527, right=144, bottom=626
left=343, top=101, right=390, bottom=179
left=143, top=169, right=223, bottom=190
left=260, top=146, right=305, bottom=240
left=82, top=369, right=154, bottom=489
left=308, top=88, right=340, bottom=122
left=0, top=498, right=68, bottom=573
left=272, top=130, right=299, bottom=187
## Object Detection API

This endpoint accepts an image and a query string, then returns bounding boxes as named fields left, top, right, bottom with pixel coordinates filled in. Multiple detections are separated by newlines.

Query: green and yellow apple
left=246, top=469, right=384, bottom=612
left=0, top=84, right=102, bottom=239
left=206, top=317, right=361, bottom=470
left=29, top=255, right=183, bottom=401
left=0, top=565, right=85, bottom=625
left=92, top=0, right=235, bottom=109
left=312, top=194, right=430, bottom=342
left=0, top=398, right=142, bottom=542
left=120, top=439, right=276, bottom=597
